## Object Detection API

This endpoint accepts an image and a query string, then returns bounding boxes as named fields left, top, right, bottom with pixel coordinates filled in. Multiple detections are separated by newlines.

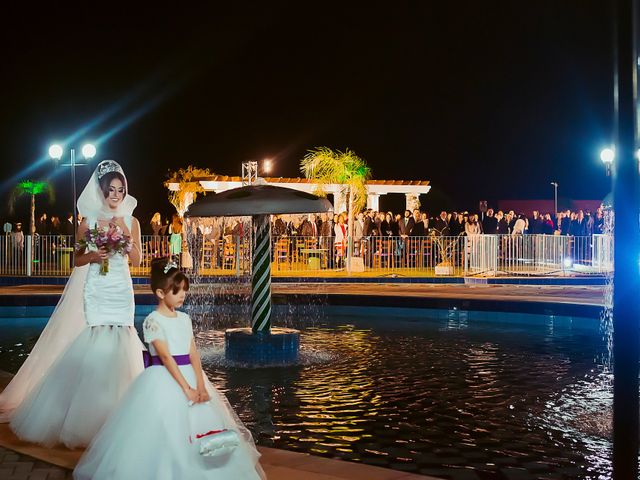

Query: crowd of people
left=270, top=206, right=607, bottom=241
left=0, top=206, right=608, bottom=272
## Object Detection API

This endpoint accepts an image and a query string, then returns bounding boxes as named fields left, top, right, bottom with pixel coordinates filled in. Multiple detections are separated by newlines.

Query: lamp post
left=600, top=147, right=615, bottom=176
left=262, top=158, right=272, bottom=175
left=550, top=182, right=558, bottom=214
left=48, top=143, right=97, bottom=237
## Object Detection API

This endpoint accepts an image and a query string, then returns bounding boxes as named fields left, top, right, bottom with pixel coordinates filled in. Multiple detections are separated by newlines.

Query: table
left=299, top=248, right=328, bottom=270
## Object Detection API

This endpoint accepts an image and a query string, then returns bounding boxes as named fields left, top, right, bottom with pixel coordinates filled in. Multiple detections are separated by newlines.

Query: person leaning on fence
left=168, top=214, right=183, bottom=262
left=512, top=214, right=527, bottom=235
left=449, top=212, right=464, bottom=237
left=432, top=211, right=449, bottom=236
left=482, top=209, right=497, bottom=234
left=334, top=214, right=347, bottom=268
left=353, top=212, right=364, bottom=256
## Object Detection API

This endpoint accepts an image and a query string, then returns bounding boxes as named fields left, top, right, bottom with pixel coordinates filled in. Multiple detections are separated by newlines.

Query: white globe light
left=600, top=148, right=615, bottom=165
left=82, top=143, right=96, bottom=159
left=48, top=144, right=63, bottom=160
left=263, top=158, right=272, bottom=173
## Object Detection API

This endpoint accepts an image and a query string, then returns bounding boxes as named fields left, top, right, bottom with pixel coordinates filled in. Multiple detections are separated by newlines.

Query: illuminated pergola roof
left=166, top=175, right=431, bottom=195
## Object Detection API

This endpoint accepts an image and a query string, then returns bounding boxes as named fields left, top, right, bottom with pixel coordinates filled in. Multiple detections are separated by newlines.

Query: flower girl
left=74, top=258, right=265, bottom=479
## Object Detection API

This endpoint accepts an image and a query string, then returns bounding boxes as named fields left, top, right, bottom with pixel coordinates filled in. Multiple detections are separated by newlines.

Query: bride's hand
left=111, top=217, right=130, bottom=235
left=91, top=247, right=109, bottom=264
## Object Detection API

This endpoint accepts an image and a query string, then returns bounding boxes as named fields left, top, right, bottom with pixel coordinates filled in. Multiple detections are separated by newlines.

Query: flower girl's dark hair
left=150, top=257, right=189, bottom=295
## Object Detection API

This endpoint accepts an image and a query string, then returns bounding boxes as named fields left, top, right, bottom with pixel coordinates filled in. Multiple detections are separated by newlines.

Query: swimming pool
left=0, top=305, right=611, bottom=479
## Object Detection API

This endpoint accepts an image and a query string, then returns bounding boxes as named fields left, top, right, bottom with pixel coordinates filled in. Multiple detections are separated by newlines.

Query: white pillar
left=334, top=188, right=348, bottom=213
left=366, top=193, right=380, bottom=211
left=405, top=193, right=421, bottom=211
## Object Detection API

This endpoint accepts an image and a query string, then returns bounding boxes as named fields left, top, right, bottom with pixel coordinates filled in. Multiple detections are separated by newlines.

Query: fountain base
left=225, top=327, right=300, bottom=366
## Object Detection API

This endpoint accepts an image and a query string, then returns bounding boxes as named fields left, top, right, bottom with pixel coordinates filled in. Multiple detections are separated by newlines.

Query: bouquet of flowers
left=76, top=223, right=132, bottom=275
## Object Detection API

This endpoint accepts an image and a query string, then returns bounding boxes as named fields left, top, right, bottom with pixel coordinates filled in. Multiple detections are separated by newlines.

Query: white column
left=334, top=188, right=348, bottom=213
left=366, top=193, right=380, bottom=211
left=405, top=193, right=421, bottom=211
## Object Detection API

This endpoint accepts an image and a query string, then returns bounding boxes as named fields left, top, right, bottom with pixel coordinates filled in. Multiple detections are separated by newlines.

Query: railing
left=466, top=234, right=612, bottom=276
left=0, top=233, right=613, bottom=277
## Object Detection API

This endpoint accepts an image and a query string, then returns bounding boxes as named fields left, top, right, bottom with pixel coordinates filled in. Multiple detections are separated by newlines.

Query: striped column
left=251, top=214, right=272, bottom=333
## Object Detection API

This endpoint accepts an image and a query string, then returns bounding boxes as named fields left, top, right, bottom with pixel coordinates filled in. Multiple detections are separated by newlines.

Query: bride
left=2, top=160, right=145, bottom=448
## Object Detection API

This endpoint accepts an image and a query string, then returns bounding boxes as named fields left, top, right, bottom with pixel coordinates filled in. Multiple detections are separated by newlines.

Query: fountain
left=186, top=182, right=332, bottom=366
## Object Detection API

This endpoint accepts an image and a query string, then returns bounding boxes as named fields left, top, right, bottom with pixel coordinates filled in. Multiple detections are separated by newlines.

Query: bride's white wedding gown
left=9, top=216, right=144, bottom=448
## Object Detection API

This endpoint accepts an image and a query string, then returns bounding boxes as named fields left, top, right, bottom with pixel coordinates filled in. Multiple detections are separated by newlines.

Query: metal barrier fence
left=465, top=234, right=613, bottom=276
left=0, top=233, right=613, bottom=277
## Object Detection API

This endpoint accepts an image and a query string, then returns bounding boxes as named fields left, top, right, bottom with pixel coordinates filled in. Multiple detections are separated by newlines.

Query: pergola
left=166, top=175, right=431, bottom=212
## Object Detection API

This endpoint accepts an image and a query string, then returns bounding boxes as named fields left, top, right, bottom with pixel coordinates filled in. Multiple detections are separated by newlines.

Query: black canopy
left=185, top=184, right=333, bottom=217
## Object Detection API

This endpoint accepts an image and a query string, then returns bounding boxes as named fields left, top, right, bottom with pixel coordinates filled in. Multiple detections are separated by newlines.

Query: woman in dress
left=334, top=213, right=347, bottom=268
left=7, top=160, right=145, bottom=448
left=169, top=213, right=183, bottom=262
left=74, top=258, right=265, bottom=479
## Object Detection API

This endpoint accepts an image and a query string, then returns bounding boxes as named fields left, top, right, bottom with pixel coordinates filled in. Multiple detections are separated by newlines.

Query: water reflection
left=199, top=314, right=611, bottom=479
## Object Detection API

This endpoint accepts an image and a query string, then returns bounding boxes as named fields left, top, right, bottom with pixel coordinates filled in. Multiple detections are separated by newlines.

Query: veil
left=77, top=159, right=137, bottom=221
left=0, top=160, right=136, bottom=421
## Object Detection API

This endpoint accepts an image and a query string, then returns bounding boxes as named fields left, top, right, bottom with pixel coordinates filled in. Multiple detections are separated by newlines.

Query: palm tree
left=9, top=180, right=55, bottom=266
left=300, top=147, right=371, bottom=272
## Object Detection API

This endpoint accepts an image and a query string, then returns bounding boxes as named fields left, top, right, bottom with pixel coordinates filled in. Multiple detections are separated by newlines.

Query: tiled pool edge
left=0, top=275, right=608, bottom=286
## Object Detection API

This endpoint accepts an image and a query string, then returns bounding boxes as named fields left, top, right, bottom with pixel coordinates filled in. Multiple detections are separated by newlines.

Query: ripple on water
left=191, top=315, right=617, bottom=479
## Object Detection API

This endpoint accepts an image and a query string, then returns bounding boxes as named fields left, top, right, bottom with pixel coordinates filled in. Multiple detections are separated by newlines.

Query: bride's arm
left=74, top=221, right=107, bottom=267
left=128, top=217, right=142, bottom=267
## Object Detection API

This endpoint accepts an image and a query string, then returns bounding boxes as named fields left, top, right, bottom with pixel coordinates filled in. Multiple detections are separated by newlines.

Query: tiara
left=97, top=160, right=123, bottom=179
left=163, top=260, right=178, bottom=274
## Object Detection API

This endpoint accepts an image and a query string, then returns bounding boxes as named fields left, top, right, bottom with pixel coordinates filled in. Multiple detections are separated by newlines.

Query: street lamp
left=49, top=143, right=97, bottom=236
left=550, top=181, right=558, bottom=214
left=262, top=158, right=272, bottom=175
left=600, top=147, right=615, bottom=176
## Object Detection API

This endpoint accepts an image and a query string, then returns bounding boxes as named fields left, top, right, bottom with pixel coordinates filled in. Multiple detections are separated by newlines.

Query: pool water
left=0, top=307, right=612, bottom=479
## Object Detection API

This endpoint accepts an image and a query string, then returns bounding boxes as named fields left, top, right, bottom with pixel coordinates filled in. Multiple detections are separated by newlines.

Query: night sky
left=0, top=2, right=615, bottom=223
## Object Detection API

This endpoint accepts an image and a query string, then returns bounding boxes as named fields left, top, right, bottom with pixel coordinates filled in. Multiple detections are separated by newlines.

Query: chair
left=201, top=240, right=214, bottom=271
left=372, top=237, right=393, bottom=269
left=274, top=238, right=290, bottom=270
left=293, top=237, right=306, bottom=266
left=222, top=240, right=236, bottom=270
left=418, top=238, right=432, bottom=269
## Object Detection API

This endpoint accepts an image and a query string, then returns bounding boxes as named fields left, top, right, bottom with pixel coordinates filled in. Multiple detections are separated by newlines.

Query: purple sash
left=143, top=351, right=191, bottom=368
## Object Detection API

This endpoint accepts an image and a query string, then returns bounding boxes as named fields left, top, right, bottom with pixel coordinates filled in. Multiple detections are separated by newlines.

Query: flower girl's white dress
left=10, top=215, right=144, bottom=448
left=74, top=310, right=265, bottom=480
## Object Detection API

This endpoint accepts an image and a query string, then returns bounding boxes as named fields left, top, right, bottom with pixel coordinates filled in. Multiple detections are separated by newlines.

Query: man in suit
left=272, top=215, right=287, bottom=237
left=301, top=214, right=319, bottom=238
left=560, top=209, right=571, bottom=235
left=482, top=208, right=498, bottom=234
left=62, top=213, right=75, bottom=237
left=318, top=213, right=333, bottom=268
left=353, top=211, right=365, bottom=254
left=398, top=210, right=415, bottom=237
left=495, top=211, right=508, bottom=234
left=396, top=210, right=414, bottom=266
left=432, top=211, right=450, bottom=236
